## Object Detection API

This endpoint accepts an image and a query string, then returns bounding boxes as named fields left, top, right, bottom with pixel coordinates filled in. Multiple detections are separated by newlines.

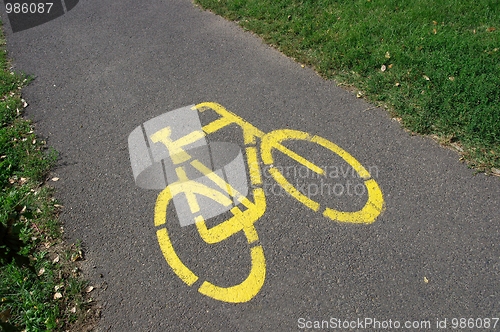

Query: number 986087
left=451, top=317, right=499, bottom=329
left=5, top=2, right=53, bottom=14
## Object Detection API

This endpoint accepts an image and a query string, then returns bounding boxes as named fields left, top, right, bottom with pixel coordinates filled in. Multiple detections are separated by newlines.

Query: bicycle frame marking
left=149, top=102, right=384, bottom=303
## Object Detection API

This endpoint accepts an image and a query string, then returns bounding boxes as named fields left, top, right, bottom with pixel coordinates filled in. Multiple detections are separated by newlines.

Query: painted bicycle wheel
left=260, top=129, right=384, bottom=224
left=154, top=180, right=266, bottom=303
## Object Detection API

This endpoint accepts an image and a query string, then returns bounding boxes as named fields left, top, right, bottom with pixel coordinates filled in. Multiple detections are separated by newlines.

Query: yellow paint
left=230, top=205, right=260, bottom=244
left=189, top=156, right=266, bottom=245
left=323, top=179, right=384, bottom=223
left=194, top=102, right=265, bottom=145
left=260, top=128, right=384, bottom=223
left=268, top=167, right=320, bottom=211
left=311, top=135, right=370, bottom=180
left=157, top=228, right=199, bottom=286
left=175, top=166, right=200, bottom=214
left=246, top=146, right=262, bottom=185
left=155, top=187, right=198, bottom=286
left=154, top=179, right=233, bottom=227
left=202, top=117, right=233, bottom=135
left=151, top=102, right=384, bottom=303
left=262, top=129, right=324, bottom=176
left=154, top=171, right=266, bottom=302
left=191, top=160, right=252, bottom=210
left=155, top=181, right=229, bottom=221
left=194, top=185, right=264, bottom=244
left=198, top=245, right=266, bottom=303
left=273, top=142, right=325, bottom=176
left=150, top=127, right=205, bottom=164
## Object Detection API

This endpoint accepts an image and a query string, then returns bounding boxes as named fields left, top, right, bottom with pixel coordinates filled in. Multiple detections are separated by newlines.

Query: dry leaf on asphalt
left=85, top=286, right=94, bottom=293
left=51, top=177, right=59, bottom=181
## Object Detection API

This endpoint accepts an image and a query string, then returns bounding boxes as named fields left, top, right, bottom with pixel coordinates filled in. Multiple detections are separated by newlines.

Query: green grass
left=0, top=24, right=95, bottom=331
left=195, top=0, right=500, bottom=172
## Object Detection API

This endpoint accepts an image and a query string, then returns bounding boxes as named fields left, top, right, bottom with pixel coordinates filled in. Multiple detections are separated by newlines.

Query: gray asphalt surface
left=3, top=0, right=500, bottom=331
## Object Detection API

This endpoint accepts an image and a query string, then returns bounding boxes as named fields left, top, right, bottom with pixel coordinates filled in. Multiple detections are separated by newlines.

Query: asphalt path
left=3, top=0, right=500, bottom=331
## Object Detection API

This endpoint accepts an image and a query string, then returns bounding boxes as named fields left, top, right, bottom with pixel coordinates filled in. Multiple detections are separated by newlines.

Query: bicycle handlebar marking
left=129, top=102, right=385, bottom=303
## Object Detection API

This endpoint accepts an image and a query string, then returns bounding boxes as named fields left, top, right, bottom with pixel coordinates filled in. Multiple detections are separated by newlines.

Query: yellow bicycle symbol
left=150, top=102, right=384, bottom=303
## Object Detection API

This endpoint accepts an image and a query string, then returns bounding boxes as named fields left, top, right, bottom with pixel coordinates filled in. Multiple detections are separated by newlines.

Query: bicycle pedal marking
left=128, top=102, right=385, bottom=303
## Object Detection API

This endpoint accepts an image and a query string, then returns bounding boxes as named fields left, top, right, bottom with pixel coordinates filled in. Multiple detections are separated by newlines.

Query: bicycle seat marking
left=128, top=102, right=385, bottom=303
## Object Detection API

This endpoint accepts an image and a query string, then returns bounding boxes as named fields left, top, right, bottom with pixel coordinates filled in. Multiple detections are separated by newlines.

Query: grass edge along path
left=0, top=22, right=98, bottom=331
left=194, top=0, right=500, bottom=175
